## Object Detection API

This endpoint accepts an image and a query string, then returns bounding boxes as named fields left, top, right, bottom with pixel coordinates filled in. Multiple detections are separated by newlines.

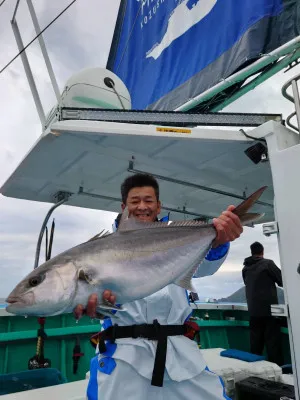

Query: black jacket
left=242, top=256, right=283, bottom=317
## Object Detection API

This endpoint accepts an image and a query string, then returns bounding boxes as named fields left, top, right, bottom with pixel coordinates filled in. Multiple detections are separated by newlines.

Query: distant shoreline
left=217, top=285, right=284, bottom=304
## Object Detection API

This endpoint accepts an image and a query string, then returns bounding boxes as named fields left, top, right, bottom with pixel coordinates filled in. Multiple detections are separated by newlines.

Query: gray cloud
left=0, top=1, right=121, bottom=297
left=193, top=270, right=244, bottom=300
left=0, top=195, right=117, bottom=296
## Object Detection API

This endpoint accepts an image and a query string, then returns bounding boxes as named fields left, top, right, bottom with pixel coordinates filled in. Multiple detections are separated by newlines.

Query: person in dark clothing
left=242, top=241, right=284, bottom=366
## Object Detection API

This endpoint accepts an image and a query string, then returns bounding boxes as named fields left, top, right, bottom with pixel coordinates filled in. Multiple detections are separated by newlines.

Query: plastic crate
left=236, top=376, right=295, bottom=400
left=0, top=368, right=67, bottom=395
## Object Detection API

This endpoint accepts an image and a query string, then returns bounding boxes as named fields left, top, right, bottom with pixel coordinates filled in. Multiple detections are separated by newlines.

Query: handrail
left=282, top=72, right=300, bottom=132
left=0, top=324, right=100, bottom=343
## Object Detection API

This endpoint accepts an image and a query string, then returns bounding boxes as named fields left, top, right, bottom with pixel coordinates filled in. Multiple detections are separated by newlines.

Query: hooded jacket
left=242, top=256, right=283, bottom=317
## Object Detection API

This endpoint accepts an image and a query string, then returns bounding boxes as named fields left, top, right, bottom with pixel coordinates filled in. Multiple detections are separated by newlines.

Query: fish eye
left=29, top=274, right=45, bottom=287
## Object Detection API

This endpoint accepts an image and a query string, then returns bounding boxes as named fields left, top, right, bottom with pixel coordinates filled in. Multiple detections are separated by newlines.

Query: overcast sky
left=0, top=0, right=298, bottom=300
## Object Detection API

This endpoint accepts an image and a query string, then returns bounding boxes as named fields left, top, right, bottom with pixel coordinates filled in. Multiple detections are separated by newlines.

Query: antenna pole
left=26, top=0, right=61, bottom=102
left=11, top=15, right=46, bottom=126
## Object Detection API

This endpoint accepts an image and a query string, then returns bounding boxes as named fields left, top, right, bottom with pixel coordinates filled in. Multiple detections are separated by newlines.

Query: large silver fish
left=6, top=187, right=267, bottom=317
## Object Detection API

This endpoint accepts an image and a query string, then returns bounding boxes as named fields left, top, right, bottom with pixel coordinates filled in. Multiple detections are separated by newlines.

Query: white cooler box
left=201, top=348, right=282, bottom=397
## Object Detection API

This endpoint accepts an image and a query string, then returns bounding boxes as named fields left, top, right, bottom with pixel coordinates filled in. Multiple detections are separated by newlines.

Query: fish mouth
left=5, top=296, right=24, bottom=306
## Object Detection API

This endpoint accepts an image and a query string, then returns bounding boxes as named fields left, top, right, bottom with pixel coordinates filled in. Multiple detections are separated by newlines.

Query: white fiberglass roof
left=0, top=120, right=275, bottom=222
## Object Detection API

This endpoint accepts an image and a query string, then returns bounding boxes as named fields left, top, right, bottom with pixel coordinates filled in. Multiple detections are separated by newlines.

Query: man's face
left=121, top=186, right=161, bottom=222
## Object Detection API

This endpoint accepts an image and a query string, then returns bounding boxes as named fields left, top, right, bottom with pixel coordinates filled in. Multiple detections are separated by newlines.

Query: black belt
left=93, top=319, right=187, bottom=387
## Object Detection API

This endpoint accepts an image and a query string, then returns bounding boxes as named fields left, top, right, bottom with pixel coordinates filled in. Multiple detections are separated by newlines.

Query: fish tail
left=233, top=186, right=267, bottom=225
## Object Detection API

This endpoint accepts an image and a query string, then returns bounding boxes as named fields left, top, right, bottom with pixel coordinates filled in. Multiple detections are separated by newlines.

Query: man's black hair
left=250, top=241, right=264, bottom=256
left=121, top=173, right=159, bottom=204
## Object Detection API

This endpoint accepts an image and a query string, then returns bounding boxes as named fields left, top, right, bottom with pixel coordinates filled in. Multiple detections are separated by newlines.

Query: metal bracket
left=54, top=191, right=72, bottom=203
left=271, top=304, right=288, bottom=317
left=262, top=221, right=279, bottom=236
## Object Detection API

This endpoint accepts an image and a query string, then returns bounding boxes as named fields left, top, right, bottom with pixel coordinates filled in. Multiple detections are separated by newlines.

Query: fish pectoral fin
left=175, top=277, right=196, bottom=292
left=78, top=269, right=98, bottom=285
left=95, top=310, right=119, bottom=319
left=175, top=267, right=197, bottom=292
left=96, top=302, right=125, bottom=312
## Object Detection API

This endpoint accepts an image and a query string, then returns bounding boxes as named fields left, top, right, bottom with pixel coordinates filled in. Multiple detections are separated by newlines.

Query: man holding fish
left=6, top=173, right=265, bottom=399
left=77, top=173, right=242, bottom=400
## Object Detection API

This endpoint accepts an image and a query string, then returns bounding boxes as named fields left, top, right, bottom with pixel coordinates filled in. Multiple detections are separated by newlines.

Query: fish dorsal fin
left=118, top=216, right=150, bottom=231
left=168, top=220, right=207, bottom=227
left=117, top=208, right=152, bottom=231
left=118, top=207, right=129, bottom=228
left=86, top=230, right=111, bottom=242
left=118, top=211, right=210, bottom=232
left=118, top=207, right=167, bottom=231
left=118, top=186, right=267, bottom=232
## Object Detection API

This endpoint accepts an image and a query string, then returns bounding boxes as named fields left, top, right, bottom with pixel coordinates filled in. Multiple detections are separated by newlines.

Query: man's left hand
left=212, top=205, right=243, bottom=248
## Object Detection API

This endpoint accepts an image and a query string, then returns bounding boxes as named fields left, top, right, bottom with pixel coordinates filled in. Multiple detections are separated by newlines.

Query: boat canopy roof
left=0, top=119, right=275, bottom=222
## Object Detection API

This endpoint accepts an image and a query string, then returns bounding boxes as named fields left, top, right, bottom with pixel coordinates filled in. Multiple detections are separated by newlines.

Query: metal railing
left=11, top=0, right=61, bottom=128
left=282, top=73, right=300, bottom=132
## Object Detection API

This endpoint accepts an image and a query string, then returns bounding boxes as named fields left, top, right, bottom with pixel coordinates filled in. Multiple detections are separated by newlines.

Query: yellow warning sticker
left=156, top=127, right=191, bottom=134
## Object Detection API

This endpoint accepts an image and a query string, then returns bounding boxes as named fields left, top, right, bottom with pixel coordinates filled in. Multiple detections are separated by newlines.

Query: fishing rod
left=28, top=218, right=56, bottom=370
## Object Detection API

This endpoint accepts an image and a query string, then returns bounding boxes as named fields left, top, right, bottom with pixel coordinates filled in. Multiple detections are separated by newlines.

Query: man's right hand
left=73, top=290, right=116, bottom=320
